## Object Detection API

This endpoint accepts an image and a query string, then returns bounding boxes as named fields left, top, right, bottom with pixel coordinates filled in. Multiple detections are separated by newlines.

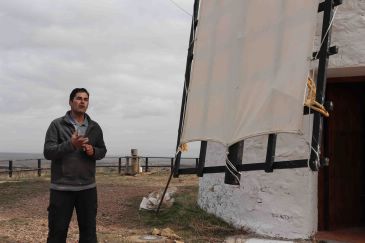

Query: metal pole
left=265, top=134, right=277, bottom=172
left=309, top=0, right=337, bottom=171
left=38, top=159, right=41, bottom=177
left=145, top=157, right=149, bottom=172
left=9, top=160, right=12, bottom=178
left=158, top=0, right=200, bottom=214
left=118, top=157, right=122, bottom=174
left=197, top=141, right=207, bottom=177
left=125, top=157, right=130, bottom=175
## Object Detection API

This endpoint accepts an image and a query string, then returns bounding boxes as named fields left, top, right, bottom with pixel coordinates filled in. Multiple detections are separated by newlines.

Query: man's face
left=69, top=92, right=89, bottom=114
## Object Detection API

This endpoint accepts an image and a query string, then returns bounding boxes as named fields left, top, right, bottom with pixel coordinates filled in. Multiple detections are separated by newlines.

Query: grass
left=0, top=236, right=13, bottom=243
left=0, top=170, right=244, bottom=242
left=138, top=185, right=241, bottom=242
left=0, top=177, right=49, bottom=207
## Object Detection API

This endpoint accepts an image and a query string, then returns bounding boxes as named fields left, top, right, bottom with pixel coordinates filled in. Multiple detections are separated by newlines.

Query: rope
left=225, top=150, right=241, bottom=185
left=312, top=6, right=338, bottom=61
left=303, top=5, right=339, bottom=168
left=303, top=76, right=321, bottom=169
left=304, top=77, right=330, bottom=117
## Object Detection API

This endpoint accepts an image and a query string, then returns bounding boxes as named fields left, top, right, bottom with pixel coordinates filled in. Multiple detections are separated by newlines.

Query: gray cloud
left=0, top=0, right=200, bottom=156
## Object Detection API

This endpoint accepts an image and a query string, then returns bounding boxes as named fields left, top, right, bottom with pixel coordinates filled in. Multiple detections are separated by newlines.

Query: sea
left=0, top=152, right=197, bottom=170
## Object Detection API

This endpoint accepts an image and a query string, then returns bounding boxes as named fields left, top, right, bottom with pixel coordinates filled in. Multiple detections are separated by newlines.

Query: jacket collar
left=63, top=111, right=92, bottom=126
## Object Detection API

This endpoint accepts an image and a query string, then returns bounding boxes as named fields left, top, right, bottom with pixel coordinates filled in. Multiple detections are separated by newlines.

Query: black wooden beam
left=197, top=141, right=207, bottom=177
left=265, top=134, right=277, bottom=172
left=178, top=159, right=308, bottom=175
left=173, top=0, right=200, bottom=177
left=309, top=0, right=340, bottom=171
left=224, top=141, right=244, bottom=185
left=312, top=45, right=338, bottom=60
left=318, top=0, right=342, bottom=12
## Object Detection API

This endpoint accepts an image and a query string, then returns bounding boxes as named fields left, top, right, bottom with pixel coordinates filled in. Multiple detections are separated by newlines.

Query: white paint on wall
left=199, top=116, right=317, bottom=239
left=197, top=1, right=364, bottom=240
left=315, top=0, right=365, bottom=75
left=329, top=0, right=365, bottom=68
left=198, top=135, right=318, bottom=239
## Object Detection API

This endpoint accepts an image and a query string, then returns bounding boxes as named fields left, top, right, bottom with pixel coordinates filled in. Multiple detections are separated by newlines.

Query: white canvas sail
left=180, top=0, right=318, bottom=147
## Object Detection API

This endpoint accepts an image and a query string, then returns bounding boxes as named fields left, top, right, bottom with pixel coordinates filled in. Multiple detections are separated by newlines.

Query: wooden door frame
left=318, top=76, right=365, bottom=230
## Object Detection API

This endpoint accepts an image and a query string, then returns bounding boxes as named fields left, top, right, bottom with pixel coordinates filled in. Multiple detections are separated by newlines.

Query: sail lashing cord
left=225, top=150, right=241, bottom=186
left=304, top=77, right=329, bottom=117
left=304, top=6, right=339, bottom=118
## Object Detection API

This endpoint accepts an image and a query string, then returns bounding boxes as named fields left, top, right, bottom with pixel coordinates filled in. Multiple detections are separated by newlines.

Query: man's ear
left=69, top=100, right=72, bottom=106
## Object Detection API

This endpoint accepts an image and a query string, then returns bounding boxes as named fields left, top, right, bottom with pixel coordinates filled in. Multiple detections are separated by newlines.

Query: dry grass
left=0, top=170, right=243, bottom=242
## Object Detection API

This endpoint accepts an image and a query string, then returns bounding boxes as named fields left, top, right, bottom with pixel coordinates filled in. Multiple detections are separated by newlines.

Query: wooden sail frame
left=173, top=0, right=343, bottom=184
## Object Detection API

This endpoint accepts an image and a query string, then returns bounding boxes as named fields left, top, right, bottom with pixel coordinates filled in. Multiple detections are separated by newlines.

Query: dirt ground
left=0, top=170, right=200, bottom=243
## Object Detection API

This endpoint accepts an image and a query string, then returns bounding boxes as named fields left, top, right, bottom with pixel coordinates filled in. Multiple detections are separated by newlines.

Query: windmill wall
left=197, top=1, right=365, bottom=239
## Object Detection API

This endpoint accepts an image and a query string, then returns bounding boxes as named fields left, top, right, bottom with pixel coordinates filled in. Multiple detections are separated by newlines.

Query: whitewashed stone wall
left=198, top=1, right=365, bottom=240
left=198, top=117, right=317, bottom=239
left=329, top=0, right=365, bottom=68
left=322, top=0, right=365, bottom=76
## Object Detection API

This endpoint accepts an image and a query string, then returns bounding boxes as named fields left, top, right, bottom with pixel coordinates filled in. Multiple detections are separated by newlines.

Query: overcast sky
left=0, top=0, right=202, bottom=156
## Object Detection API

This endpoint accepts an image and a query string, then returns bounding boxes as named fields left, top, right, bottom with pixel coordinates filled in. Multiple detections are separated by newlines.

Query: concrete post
left=130, top=149, right=140, bottom=175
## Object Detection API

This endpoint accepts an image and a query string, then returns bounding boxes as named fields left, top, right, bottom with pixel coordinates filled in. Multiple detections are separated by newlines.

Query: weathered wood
left=309, top=0, right=340, bottom=170
left=37, top=159, right=41, bottom=177
left=173, top=0, right=200, bottom=178
left=125, top=157, right=130, bottom=175
left=265, top=134, right=277, bottom=173
left=8, top=160, right=12, bottom=178
left=118, top=157, right=122, bottom=174
left=197, top=141, right=207, bottom=177
left=224, top=141, right=244, bottom=185
left=145, top=157, right=149, bottom=172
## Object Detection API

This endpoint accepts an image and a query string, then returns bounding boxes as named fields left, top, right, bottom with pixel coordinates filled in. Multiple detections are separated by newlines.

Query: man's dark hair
left=69, top=88, right=89, bottom=101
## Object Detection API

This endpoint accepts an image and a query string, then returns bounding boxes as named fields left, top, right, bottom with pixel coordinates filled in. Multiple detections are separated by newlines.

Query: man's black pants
left=47, top=187, right=97, bottom=243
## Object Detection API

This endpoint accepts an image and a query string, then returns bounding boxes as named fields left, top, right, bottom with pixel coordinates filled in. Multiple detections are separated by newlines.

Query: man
left=44, top=88, right=107, bottom=243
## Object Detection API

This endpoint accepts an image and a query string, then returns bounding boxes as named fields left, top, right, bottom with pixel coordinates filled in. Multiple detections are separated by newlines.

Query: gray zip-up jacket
left=44, top=112, right=107, bottom=188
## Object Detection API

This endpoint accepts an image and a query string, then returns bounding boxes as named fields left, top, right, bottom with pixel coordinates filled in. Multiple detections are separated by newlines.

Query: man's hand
left=82, top=144, right=94, bottom=157
left=71, top=131, right=89, bottom=149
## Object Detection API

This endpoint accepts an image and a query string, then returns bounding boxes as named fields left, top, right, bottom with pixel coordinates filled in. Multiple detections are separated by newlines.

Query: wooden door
left=319, top=78, right=365, bottom=230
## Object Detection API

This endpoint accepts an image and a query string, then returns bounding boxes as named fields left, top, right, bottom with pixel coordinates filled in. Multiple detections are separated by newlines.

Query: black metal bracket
left=320, top=157, right=330, bottom=167
left=309, top=0, right=341, bottom=171
left=312, top=45, right=338, bottom=59
left=318, top=0, right=342, bottom=12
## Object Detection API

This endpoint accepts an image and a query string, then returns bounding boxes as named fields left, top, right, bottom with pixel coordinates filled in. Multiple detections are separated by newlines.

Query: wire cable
left=167, top=0, right=192, bottom=17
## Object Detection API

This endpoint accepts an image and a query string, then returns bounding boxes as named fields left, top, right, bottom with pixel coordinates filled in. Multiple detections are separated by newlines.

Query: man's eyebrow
left=75, top=96, right=88, bottom=99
